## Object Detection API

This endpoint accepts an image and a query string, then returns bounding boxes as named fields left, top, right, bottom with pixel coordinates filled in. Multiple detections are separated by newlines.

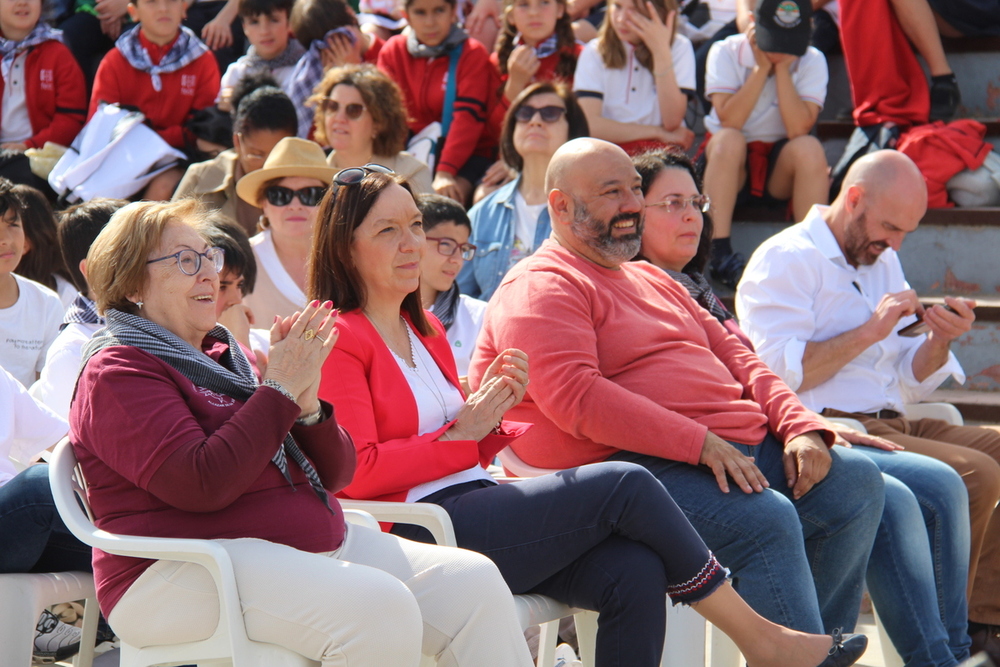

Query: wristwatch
left=296, top=407, right=325, bottom=426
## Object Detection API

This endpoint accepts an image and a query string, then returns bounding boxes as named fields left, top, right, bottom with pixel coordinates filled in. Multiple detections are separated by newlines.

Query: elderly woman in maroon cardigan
left=310, top=164, right=869, bottom=667
left=69, top=198, right=535, bottom=667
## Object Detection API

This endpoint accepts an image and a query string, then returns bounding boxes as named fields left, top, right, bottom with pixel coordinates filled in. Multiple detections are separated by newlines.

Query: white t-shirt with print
left=509, top=191, right=546, bottom=271
left=573, top=35, right=697, bottom=127
left=704, top=33, right=828, bottom=142
left=0, top=274, right=65, bottom=387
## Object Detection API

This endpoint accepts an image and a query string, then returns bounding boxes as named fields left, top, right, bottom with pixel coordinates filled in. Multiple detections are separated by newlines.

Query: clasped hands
left=444, top=349, right=529, bottom=442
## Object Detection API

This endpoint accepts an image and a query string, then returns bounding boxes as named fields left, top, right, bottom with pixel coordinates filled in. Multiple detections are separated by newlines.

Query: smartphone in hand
left=898, top=304, right=957, bottom=337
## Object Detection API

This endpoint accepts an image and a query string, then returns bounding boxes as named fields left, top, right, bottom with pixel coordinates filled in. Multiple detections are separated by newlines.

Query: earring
left=135, top=301, right=143, bottom=309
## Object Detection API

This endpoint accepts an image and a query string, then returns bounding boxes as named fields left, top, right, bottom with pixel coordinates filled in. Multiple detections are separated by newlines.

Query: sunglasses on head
left=322, top=99, right=366, bottom=120
left=333, top=163, right=395, bottom=187
left=264, top=185, right=328, bottom=207
left=514, top=104, right=567, bottom=123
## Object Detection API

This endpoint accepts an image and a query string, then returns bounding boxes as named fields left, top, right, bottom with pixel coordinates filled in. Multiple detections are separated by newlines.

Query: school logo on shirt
left=181, top=74, right=197, bottom=96
left=775, top=1, right=802, bottom=27
left=194, top=385, right=236, bottom=407
left=39, top=69, right=54, bottom=91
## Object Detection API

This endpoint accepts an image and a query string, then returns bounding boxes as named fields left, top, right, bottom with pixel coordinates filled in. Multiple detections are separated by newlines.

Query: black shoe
left=815, top=629, right=867, bottom=667
left=710, top=251, right=746, bottom=291
left=930, top=74, right=961, bottom=122
left=970, top=623, right=1000, bottom=665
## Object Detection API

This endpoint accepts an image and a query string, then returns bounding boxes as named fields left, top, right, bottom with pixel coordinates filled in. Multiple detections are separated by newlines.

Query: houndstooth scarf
left=407, top=24, right=467, bottom=59
left=429, top=283, right=460, bottom=331
left=245, top=39, right=305, bottom=71
left=666, top=269, right=734, bottom=324
left=82, top=309, right=333, bottom=511
left=515, top=33, right=558, bottom=59
left=0, top=23, right=62, bottom=81
left=61, top=293, right=104, bottom=332
left=115, top=26, right=209, bottom=92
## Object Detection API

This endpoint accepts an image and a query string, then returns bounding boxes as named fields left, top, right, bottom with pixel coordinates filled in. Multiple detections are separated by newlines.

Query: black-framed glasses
left=426, top=236, right=477, bottom=260
left=646, top=194, right=711, bottom=214
left=514, top=104, right=567, bottom=123
left=264, top=185, right=327, bottom=207
left=321, top=99, right=366, bottom=120
left=333, top=163, right=395, bottom=187
left=146, top=247, right=225, bottom=276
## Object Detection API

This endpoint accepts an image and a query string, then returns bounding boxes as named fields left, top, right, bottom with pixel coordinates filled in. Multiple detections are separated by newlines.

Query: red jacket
left=897, top=119, right=993, bottom=209
left=89, top=30, right=220, bottom=150
left=487, top=43, right=582, bottom=138
left=0, top=39, right=86, bottom=149
left=318, top=310, right=529, bottom=503
left=377, top=35, right=499, bottom=176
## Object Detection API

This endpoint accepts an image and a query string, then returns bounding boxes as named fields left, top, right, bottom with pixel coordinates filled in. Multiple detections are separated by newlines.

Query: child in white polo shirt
left=573, top=0, right=697, bottom=155
left=701, top=0, right=828, bottom=289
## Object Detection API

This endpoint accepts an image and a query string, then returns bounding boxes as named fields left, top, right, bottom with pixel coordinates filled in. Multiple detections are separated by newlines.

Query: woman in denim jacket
left=458, top=81, right=588, bottom=300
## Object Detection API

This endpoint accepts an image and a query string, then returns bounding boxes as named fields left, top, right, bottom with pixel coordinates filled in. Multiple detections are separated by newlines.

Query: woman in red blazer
left=311, top=166, right=868, bottom=667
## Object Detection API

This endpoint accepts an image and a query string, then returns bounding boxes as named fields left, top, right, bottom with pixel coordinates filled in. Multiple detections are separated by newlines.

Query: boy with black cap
left=698, top=0, right=829, bottom=290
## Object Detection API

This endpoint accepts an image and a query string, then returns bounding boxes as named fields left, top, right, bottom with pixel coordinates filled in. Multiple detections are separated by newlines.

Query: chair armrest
left=825, top=417, right=868, bottom=434
left=343, top=509, right=380, bottom=531
left=338, top=500, right=457, bottom=547
left=905, top=402, right=963, bottom=426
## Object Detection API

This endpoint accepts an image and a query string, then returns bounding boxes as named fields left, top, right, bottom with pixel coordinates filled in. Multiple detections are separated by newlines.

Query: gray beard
left=570, top=201, right=643, bottom=266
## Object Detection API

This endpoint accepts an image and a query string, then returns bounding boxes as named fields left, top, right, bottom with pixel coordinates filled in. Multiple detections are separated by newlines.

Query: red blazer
left=0, top=39, right=87, bottom=149
left=318, top=309, right=529, bottom=503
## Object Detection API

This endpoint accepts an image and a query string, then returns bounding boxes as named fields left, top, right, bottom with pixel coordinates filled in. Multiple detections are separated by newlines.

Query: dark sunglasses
left=264, top=185, right=327, bottom=207
left=321, top=99, right=366, bottom=120
left=514, top=104, right=567, bottom=123
left=333, top=163, right=395, bottom=187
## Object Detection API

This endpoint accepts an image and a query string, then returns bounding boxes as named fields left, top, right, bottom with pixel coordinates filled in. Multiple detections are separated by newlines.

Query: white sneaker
left=554, top=642, right=582, bottom=667
left=33, top=608, right=82, bottom=664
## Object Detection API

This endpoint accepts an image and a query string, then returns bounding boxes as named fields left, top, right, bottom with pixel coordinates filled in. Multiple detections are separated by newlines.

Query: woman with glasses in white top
left=236, top=137, right=337, bottom=325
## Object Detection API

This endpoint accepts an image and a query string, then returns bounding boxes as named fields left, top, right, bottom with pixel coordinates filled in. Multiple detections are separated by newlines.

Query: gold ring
left=304, top=329, right=316, bottom=341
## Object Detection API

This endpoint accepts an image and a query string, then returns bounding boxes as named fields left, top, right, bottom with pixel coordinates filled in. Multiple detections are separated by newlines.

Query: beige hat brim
left=236, top=164, right=339, bottom=206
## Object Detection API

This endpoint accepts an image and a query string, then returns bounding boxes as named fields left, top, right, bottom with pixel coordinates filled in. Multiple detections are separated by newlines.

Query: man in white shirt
left=736, top=149, right=1000, bottom=658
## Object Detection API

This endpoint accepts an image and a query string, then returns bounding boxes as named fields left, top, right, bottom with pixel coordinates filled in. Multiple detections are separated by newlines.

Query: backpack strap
left=436, top=42, right=464, bottom=164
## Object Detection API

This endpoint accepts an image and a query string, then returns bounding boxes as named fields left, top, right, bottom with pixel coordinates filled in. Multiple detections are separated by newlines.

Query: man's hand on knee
left=699, top=431, right=769, bottom=494
left=783, top=432, right=832, bottom=499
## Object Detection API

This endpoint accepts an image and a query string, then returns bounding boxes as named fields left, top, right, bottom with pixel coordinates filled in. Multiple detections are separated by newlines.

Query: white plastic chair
left=905, top=402, right=964, bottom=426
left=495, top=448, right=743, bottom=667
left=338, top=498, right=591, bottom=667
left=48, top=437, right=380, bottom=667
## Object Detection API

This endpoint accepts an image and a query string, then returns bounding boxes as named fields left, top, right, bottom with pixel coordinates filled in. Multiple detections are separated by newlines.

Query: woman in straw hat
left=237, top=137, right=338, bottom=325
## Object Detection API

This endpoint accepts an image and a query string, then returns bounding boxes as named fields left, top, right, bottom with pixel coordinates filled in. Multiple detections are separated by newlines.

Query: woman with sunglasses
left=70, top=198, right=534, bottom=667
left=236, top=137, right=337, bottom=325
left=416, top=194, right=485, bottom=379
left=309, top=65, right=434, bottom=195
left=310, top=164, right=869, bottom=667
left=458, top=82, right=588, bottom=301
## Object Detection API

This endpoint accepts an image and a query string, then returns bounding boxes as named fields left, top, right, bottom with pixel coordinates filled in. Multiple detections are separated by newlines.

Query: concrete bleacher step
left=929, top=388, right=1000, bottom=424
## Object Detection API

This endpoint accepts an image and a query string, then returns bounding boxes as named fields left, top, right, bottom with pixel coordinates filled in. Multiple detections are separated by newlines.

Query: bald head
left=546, top=138, right=635, bottom=196
left=840, top=150, right=927, bottom=213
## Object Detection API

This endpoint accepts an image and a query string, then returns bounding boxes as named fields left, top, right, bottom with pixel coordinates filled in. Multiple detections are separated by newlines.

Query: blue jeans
left=857, top=447, right=972, bottom=667
left=610, top=434, right=885, bottom=634
left=0, top=465, right=92, bottom=573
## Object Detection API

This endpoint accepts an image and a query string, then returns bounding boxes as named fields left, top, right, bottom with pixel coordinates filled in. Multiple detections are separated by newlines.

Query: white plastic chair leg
left=662, top=604, right=707, bottom=667
left=873, top=603, right=905, bottom=667
left=536, top=619, right=561, bottom=667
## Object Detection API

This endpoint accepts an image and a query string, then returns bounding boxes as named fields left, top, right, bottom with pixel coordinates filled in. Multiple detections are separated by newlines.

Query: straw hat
left=235, top=137, right=339, bottom=205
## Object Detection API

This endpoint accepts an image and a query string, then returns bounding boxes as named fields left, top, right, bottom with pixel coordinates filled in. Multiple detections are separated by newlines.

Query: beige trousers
left=108, top=524, right=534, bottom=667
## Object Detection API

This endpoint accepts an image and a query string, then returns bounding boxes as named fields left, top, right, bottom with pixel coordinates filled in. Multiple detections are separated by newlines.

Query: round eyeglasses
left=321, top=99, right=366, bottom=120
left=646, top=194, right=711, bottom=214
left=514, top=104, right=567, bottom=124
left=146, top=247, right=225, bottom=276
left=426, top=236, right=477, bottom=260
left=333, top=163, right=395, bottom=187
left=265, top=185, right=327, bottom=207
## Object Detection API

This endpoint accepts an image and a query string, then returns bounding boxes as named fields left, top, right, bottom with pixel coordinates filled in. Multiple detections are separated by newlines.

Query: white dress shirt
left=735, top=205, right=964, bottom=415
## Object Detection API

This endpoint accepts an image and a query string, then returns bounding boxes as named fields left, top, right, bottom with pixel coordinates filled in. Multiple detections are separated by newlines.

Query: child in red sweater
left=377, top=0, right=497, bottom=203
left=89, top=0, right=219, bottom=155
left=0, top=0, right=86, bottom=152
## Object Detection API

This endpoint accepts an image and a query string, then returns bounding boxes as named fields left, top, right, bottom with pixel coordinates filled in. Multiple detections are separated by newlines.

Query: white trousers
left=108, top=525, right=533, bottom=667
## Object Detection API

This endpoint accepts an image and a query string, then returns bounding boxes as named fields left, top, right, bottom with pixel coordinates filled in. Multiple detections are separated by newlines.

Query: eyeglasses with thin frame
left=264, top=185, right=328, bottom=207
left=146, top=247, right=225, bottom=276
left=333, top=163, right=395, bottom=187
left=514, top=104, right=567, bottom=124
left=321, top=99, right=366, bottom=120
left=646, top=194, right=711, bottom=214
left=426, top=236, right=477, bottom=261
